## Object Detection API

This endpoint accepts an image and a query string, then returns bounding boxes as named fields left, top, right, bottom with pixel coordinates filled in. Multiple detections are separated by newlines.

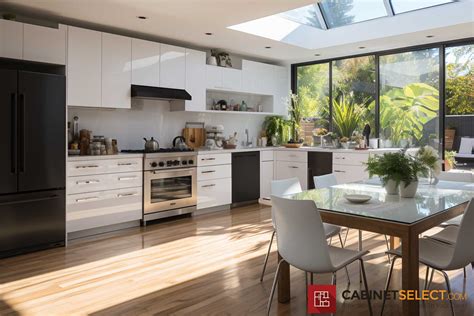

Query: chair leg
left=267, top=259, right=284, bottom=316
left=260, top=230, right=276, bottom=282
left=463, top=266, right=466, bottom=280
left=383, top=235, right=391, bottom=263
left=343, top=228, right=349, bottom=246
left=427, top=268, right=435, bottom=290
left=359, top=259, right=373, bottom=316
left=381, top=256, right=398, bottom=316
left=440, top=270, right=455, bottom=316
left=338, top=233, right=351, bottom=285
left=424, top=266, right=430, bottom=290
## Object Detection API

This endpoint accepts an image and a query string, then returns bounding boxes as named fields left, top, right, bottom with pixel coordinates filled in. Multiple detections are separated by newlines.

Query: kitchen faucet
left=244, top=129, right=253, bottom=147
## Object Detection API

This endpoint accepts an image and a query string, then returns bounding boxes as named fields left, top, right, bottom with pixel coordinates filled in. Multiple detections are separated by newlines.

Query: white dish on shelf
left=344, top=194, right=372, bottom=204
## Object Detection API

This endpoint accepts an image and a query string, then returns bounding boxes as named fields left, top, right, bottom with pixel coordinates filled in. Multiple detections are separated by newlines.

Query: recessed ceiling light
left=205, top=32, right=213, bottom=36
left=358, top=46, right=366, bottom=49
left=314, top=53, right=320, bottom=56
left=426, top=35, right=434, bottom=38
left=265, top=46, right=271, bottom=49
left=137, top=16, right=147, bottom=20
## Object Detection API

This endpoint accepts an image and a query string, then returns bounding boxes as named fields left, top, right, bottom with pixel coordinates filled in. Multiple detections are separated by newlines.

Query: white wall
left=68, top=99, right=266, bottom=149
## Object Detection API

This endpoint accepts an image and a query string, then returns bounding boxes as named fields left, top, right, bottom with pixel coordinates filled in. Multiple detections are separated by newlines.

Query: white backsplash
left=67, top=99, right=266, bottom=149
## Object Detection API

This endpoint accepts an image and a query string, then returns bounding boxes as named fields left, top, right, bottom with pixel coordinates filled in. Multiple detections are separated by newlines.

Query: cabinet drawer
left=67, top=171, right=142, bottom=194
left=333, top=152, right=368, bottom=166
left=197, top=153, right=231, bottom=166
left=260, top=150, right=274, bottom=162
left=197, top=178, right=231, bottom=209
left=275, top=150, right=307, bottom=163
left=197, top=165, right=231, bottom=181
left=67, top=187, right=142, bottom=233
left=68, top=158, right=142, bottom=176
left=333, top=164, right=368, bottom=184
left=275, top=161, right=307, bottom=190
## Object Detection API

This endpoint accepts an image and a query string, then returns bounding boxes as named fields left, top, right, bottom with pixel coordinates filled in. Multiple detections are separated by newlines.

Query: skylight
left=390, top=0, right=454, bottom=14
left=278, top=4, right=324, bottom=29
left=319, top=0, right=388, bottom=28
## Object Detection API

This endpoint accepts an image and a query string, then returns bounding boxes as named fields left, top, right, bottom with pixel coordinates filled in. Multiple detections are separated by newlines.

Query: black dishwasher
left=307, top=151, right=333, bottom=189
left=232, top=151, right=260, bottom=204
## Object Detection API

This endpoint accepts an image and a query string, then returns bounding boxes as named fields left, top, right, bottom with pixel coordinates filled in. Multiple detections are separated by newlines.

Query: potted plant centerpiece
left=365, top=152, right=407, bottom=195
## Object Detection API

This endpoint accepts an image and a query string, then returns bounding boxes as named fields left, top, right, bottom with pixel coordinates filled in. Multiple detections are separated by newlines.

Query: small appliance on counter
left=173, top=136, right=188, bottom=150
left=205, top=125, right=225, bottom=149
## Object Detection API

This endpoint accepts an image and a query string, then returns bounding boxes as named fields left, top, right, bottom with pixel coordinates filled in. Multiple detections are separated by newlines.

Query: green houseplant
left=287, top=93, right=304, bottom=144
left=365, top=152, right=408, bottom=194
left=262, top=116, right=289, bottom=146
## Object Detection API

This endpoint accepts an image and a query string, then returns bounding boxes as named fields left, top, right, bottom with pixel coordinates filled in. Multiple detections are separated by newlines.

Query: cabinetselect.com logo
left=307, top=285, right=336, bottom=314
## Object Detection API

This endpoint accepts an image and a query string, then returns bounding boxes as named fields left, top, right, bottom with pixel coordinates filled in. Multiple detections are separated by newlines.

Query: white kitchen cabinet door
left=197, top=178, right=232, bottom=209
left=205, top=64, right=223, bottom=89
left=0, top=19, right=23, bottom=60
left=275, top=161, right=307, bottom=190
left=273, top=65, right=289, bottom=115
left=333, top=164, right=368, bottom=184
left=260, top=161, right=274, bottom=198
left=101, top=33, right=131, bottom=109
left=23, top=24, right=66, bottom=65
left=160, top=44, right=185, bottom=89
left=185, top=49, right=206, bottom=111
left=222, top=67, right=242, bottom=91
left=131, top=38, right=160, bottom=87
left=259, top=63, right=274, bottom=95
left=67, top=26, right=102, bottom=107
left=241, top=60, right=258, bottom=93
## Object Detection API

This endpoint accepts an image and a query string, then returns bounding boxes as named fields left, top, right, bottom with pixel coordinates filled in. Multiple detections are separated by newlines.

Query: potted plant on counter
left=285, top=93, right=304, bottom=148
left=263, top=115, right=288, bottom=146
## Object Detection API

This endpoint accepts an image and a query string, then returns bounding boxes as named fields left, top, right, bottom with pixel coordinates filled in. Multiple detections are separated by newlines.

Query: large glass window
left=391, top=0, right=453, bottom=14
left=296, top=63, right=330, bottom=144
left=379, top=48, right=440, bottom=149
left=319, top=0, right=387, bottom=28
left=331, top=56, right=376, bottom=137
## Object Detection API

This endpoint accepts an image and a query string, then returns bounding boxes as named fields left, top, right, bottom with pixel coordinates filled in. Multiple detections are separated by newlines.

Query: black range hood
left=131, top=85, right=192, bottom=101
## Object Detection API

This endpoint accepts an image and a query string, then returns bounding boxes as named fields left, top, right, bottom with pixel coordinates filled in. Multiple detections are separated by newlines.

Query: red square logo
left=307, top=285, right=337, bottom=314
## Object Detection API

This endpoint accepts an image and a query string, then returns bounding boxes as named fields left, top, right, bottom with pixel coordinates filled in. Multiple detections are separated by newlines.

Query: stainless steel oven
left=142, top=152, right=197, bottom=223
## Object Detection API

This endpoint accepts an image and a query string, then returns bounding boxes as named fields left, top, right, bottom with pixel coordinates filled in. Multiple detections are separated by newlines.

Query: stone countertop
left=195, top=146, right=403, bottom=154
left=67, top=153, right=144, bottom=161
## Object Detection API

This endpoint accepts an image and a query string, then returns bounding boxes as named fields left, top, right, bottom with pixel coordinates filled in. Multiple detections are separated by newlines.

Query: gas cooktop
left=121, top=148, right=194, bottom=154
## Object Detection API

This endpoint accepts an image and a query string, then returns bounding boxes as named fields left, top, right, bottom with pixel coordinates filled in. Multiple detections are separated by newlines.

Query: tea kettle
left=143, top=137, right=159, bottom=152
left=173, top=136, right=188, bottom=150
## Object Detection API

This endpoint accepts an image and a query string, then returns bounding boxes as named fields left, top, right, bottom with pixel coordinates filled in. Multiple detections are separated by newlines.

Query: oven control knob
left=173, top=160, right=180, bottom=166
left=158, top=161, right=165, bottom=167
left=166, top=160, right=172, bottom=166
left=188, top=159, right=194, bottom=165
left=151, top=162, right=158, bottom=167
left=182, top=160, right=187, bottom=165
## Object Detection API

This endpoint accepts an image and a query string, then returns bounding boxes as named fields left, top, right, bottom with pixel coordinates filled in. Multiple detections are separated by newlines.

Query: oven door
left=144, top=168, right=197, bottom=214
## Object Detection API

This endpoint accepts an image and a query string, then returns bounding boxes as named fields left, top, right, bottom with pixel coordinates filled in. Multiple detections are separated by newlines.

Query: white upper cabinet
left=185, top=49, right=206, bottom=111
left=67, top=26, right=102, bottom=107
left=23, top=24, right=66, bottom=65
left=0, top=19, right=23, bottom=60
left=205, top=65, right=223, bottom=89
left=205, top=65, right=241, bottom=91
left=101, top=33, right=132, bottom=109
left=273, top=65, right=289, bottom=115
left=160, top=44, right=185, bottom=89
left=131, top=38, right=160, bottom=87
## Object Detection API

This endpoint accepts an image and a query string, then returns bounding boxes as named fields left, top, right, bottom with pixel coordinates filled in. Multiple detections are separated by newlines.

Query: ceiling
left=1, top=0, right=473, bottom=64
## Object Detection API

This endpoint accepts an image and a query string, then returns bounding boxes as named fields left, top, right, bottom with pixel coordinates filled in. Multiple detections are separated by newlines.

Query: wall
left=67, top=99, right=266, bottom=149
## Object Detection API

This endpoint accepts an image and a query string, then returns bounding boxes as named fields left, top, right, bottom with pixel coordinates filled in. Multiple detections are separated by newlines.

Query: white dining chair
left=260, top=178, right=349, bottom=283
left=437, top=171, right=472, bottom=227
left=381, top=198, right=474, bottom=316
left=267, top=196, right=372, bottom=315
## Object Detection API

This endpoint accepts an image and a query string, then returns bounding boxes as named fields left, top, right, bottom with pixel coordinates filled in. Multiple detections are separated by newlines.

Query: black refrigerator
left=0, top=68, right=66, bottom=258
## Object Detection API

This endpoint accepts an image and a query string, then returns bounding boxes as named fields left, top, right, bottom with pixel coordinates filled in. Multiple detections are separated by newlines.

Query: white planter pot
left=400, top=181, right=418, bottom=198
left=384, top=179, right=399, bottom=195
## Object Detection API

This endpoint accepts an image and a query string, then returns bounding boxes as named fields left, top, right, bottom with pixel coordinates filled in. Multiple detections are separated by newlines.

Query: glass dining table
left=277, top=179, right=474, bottom=316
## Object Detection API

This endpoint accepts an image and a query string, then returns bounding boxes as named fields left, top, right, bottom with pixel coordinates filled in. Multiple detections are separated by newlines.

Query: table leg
left=390, top=236, right=400, bottom=249
left=277, top=251, right=290, bottom=303
left=359, top=230, right=363, bottom=283
left=401, top=232, right=419, bottom=316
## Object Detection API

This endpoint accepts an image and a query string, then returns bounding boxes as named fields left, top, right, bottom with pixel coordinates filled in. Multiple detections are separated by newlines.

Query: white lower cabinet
left=275, top=161, right=308, bottom=190
left=260, top=150, right=274, bottom=199
left=66, top=157, right=143, bottom=234
left=197, top=178, right=232, bottom=210
left=332, top=153, right=369, bottom=184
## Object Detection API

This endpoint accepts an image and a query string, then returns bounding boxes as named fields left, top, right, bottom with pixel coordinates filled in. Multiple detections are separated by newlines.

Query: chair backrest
left=313, top=174, right=338, bottom=189
left=271, top=195, right=334, bottom=273
left=271, top=178, right=302, bottom=197
left=447, top=198, right=474, bottom=269
left=458, top=137, right=474, bottom=154
left=437, top=171, right=473, bottom=183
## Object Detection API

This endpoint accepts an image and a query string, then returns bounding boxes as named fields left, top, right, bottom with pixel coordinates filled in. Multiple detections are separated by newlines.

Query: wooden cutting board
left=182, top=128, right=206, bottom=149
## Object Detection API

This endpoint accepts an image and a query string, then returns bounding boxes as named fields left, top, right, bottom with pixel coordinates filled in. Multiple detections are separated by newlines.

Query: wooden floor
left=0, top=204, right=473, bottom=316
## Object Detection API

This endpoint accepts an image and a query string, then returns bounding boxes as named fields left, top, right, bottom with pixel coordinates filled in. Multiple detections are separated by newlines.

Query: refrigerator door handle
left=11, top=93, right=17, bottom=174
left=18, top=93, right=25, bottom=174
left=0, top=194, right=60, bottom=206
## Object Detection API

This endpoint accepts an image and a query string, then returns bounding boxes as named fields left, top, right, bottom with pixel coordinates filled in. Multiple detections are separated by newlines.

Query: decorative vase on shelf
left=384, top=179, right=399, bottom=195
left=399, top=181, right=418, bottom=198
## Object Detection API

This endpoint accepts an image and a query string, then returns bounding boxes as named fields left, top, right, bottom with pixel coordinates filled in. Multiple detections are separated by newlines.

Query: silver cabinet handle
left=334, top=170, right=345, bottom=173
left=201, top=157, right=216, bottom=161
left=117, top=192, right=139, bottom=197
left=76, top=179, right=100, bottom=184
left=76, top=165, right=99, bottom=169
left=288, top=166, right=299, bottom=169
left=75, top=196, right=99, bottom=202
left=201, top=184, right=216, bottom=188
left=201, top=170, right=216, bottom=174
left=118, top=176, right=137, bottom=181
left=117, top=162, right=136, bottom=166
